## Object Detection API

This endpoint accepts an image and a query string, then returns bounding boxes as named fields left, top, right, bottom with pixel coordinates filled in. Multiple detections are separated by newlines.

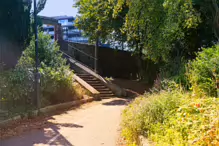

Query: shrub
left=122, top=46, right=219, bottom=145
left=187, top=45, right=219, bottom=97
left=121, top=90, right=182, bottom=145
left=16, top=32, right=76, bottom=106
left=160, top=58, right=190, bottom=89
left=17, top=32, right=67, bottom=70
left=151, top=78, right=181, bottom=95
left=0, top=32, right=90, bottom=115
left=0, top=68, right=34, bottom=113
left=121, top=90, right=219, bottom=146
left=149, top=95, right=219, bottom=145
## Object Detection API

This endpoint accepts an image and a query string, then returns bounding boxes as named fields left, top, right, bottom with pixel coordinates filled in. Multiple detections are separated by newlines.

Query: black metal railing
left=67, top=44, right=97, bottom=70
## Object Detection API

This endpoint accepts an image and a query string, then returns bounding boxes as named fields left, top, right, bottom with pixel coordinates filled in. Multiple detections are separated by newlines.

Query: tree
left=75, top=0, right=219, bottom=80
left=0, top=0, right=47, bottom=44
left=74, top=0, right=127, bottom=46
left=0, top=0, right=31, bottom=43
left=75, top=0, right=201, bottom=60
left=37, top=0, right=47, bottom=14
left=117, top=0, right=201, bottom=61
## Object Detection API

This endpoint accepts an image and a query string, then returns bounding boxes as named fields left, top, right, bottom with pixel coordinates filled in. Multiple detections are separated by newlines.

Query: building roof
left=39, top=16, right=59, bottom=25
left=52, top=16, right=75, bottom=20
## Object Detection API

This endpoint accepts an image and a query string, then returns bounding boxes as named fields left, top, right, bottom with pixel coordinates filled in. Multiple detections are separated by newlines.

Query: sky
left=39, top=0, right=78, bottom=17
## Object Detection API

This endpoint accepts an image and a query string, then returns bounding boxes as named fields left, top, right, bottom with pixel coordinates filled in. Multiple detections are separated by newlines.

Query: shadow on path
left=102, top=99, right=132, bottom=106
left=53, top=123, right=83, bottom=128
left=1, top=116, right=83, bottom=146
left=1, top=125, right=76, bottom=146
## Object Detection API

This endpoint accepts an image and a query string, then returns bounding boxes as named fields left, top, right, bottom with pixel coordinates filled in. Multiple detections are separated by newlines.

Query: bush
left=149, top=95, right=219, bottom=145
left=160, top=79, right=180, bottom=91
left=0, top=32, right=80, bottom=114
left=16, top=32, right=76, bottom=106
left=160, top=58, right=190, bottom=89
left=0, top=68, right=34, bottom=113
left=121, top=90, right=219, bottom=146
left=122, top=46, right=219, bottom=145
left=187, top=45, right=219, bottom=97
left=0, top=32, right=92, bottom=116
left=121, top=90, right=182, bottom=145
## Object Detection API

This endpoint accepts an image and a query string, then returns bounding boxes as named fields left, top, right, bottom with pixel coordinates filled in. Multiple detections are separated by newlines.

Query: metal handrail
left=62, top=45, right=97, bottom=72
left=68, top=44, right=97, bottom=60
left=60, top=50, right=95, bottom=71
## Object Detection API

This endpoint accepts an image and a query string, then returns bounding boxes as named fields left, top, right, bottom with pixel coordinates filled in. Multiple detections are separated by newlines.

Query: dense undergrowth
left=0, top=33, right=89, bottom=115
left=121, top=45, right=219, bottom=146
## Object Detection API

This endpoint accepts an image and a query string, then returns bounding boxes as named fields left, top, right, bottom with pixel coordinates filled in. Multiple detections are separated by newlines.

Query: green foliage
left=122, top=45, right=219, bottom=145
left=18, top=32, right=67, bottom=69
left=75, top=0, right=127, bottom=44
left=0, top=32, right=76, bottom=114
left=150, top=95, right=219, bottom=145
left=36, top=0, right=48, bottom=14
left=160, top=58, right=190, bottom=89
left=0, top=32, right=90, bottom=116
left=0, top=68, right=34, bottom=113
left=17, top=32, right=75, bottom=106
left=187, top=45, right=219, bottom=97
left=75, top=0, right=206, bottom=61
left=75, top=0, right=219, bottom=83
left=121, top=90, right=219, bottom=145
left=160, top=79, right=180, bottom=91
left=122, top=90, right=182, bottom=145
left=124, top=0, right=201, bottom=62
left=75, top=0, right=112, bottom=42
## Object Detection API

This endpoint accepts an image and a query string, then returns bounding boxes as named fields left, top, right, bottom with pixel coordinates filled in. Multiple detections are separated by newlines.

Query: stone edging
left=0, top=95, right=94, bottom=127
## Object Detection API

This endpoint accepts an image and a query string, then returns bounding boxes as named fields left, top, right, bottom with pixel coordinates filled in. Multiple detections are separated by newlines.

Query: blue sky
left=39, top=0, right=78, bottom=17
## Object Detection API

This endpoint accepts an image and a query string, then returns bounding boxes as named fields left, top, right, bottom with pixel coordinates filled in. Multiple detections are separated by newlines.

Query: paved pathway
left=0, top=98, right=129, bottom=146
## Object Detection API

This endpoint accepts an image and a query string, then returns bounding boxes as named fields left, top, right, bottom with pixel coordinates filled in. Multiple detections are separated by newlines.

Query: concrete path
left=0, top=98, right=129, bottom=146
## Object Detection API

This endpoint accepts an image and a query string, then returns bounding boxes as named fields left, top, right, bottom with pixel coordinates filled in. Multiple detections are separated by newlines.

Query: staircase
left=77, top=73, right=115, bottom=98
left=61, top=51, right=118, bottom=99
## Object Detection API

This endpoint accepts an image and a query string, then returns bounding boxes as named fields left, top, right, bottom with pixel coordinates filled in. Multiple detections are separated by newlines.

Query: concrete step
left=83, top=78, right=99, bottom=81
left=79, top=76, right=95, bottom=80
left=76, top=73, right=115, bottom=97
left=99, top=91, right=113, bottom=94
left=99, top=93, right=115, bottom=97
left=93, top=86, right=109, bottom=90
left=86, top=80, right=101, bottom=84
left=97, top=88, right=112, bottom=92
left=93, top=86, right=108, bottom=89
left=89, top=83, right=105, bottom=86
left=77, top=74, right=93, bottom=77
